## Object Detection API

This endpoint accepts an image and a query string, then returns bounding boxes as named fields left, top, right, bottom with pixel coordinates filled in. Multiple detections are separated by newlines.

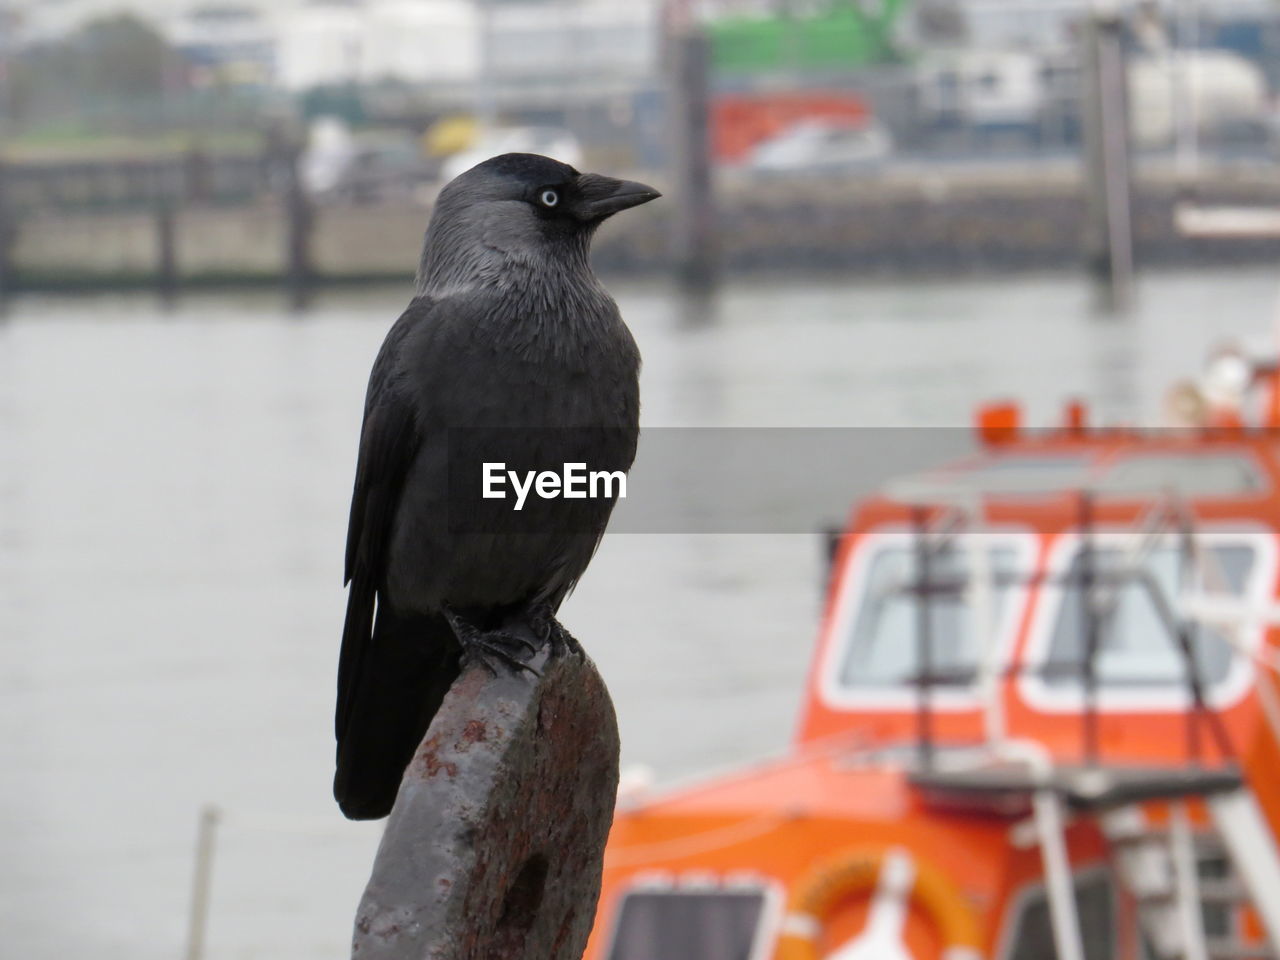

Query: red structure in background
left=711, top=91, right=871, bottom=163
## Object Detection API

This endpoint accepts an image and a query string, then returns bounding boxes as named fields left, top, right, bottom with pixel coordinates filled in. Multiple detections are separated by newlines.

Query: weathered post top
left=352, top=646, right=620, bottom=960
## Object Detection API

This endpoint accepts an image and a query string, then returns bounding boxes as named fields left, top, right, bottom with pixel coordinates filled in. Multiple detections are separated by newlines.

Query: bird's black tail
left=334, top=593, right=460, bottom=820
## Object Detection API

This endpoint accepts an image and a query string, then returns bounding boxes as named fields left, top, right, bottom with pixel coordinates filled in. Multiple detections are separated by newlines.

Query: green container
left=710, top=1, right=905, bottom=72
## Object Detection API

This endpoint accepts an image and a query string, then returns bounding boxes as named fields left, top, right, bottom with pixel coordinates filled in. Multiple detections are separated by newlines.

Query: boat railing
left=898, top=487, right=1280, bottom=960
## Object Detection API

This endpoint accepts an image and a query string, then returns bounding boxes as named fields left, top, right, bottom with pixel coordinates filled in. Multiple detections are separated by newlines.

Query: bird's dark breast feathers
left=379, top=290, right=639, bottom=614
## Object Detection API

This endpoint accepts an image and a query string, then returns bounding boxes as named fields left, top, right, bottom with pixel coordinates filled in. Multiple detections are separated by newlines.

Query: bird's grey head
left=416, top=153, right=660, bottom=296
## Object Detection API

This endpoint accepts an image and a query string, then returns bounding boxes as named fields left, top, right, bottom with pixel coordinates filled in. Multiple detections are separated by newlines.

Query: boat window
left=1004, top=874, right=1113, bottom=960
left=1097, top=453, right=1266, bottom=497
left=839, top=542, right=1023, bottom=689
left=1041, top=544, right=1254, bottom=688
left=606, top=889, right=767, bottom=960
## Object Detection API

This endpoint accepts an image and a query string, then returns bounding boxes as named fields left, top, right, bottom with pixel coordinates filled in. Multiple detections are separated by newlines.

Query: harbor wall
left=8, top=168, right=1279, bottom=290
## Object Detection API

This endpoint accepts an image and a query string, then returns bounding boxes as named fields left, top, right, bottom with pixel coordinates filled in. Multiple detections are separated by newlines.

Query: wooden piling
left=184, top=145, right=212, bottom=205
left=351, top=645, right=620, bottom=960
left=263, top=131, right=316, bottom=311
left=0, top=160, right=11, bottom=307
left=667, top=19, right=718, bottom=290
left=285, top=143, right=314, bottom=311
left=1081, top=4, right=1135, bottom=310
left=156, top=202, right=178, bottom=306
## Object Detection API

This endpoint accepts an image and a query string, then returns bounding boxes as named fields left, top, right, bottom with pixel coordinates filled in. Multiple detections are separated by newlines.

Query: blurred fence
left=3, top=151, right=277, bottom=213
left=0, top=138, right=313, bottom=303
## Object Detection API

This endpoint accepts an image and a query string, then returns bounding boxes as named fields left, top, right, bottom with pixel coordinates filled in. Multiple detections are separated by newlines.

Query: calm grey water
left=2, top=267, right=1277, bottom=959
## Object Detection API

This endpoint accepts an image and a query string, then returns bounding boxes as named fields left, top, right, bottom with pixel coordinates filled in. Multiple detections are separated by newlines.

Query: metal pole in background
left=476, top=0, right=498, bottom=134
left=156, top=200, right=177, bottom=307
left=155, top=155, right=179, bottom=308
left=184, top=804, right=221, bottom=960
left=1175, top=0, right=1200, bottom=190
left=1081, top=1, right=1134, bottom=311
left=0, top=5, right=15, bottom=309
left=283, top=139, right=314, bottom=312
left=666, top=0, right=718, bottom=291
left=0, top=161, right=11, bottom=309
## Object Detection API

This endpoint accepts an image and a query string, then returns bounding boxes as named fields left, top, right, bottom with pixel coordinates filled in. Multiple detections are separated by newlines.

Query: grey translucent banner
left=445, top=425, right=1272, bottom=534
left=611, top=427, right=979, bottom=533
left=446, top=427, right=976, bottom=534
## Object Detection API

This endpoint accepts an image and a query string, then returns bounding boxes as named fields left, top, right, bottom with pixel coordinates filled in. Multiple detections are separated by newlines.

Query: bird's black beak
left=576, top=174, right=662, bottom=221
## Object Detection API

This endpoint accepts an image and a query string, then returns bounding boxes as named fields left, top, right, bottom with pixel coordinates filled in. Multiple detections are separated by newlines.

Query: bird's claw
left=444, top=609, right=542, bottom=678
left=461, top=635, right=543, bottom=678
left=444, top=604, right=584, bottom=677
left=550, top=623, right=585, bottom=659
left=526, top=605, right=583, bottom=660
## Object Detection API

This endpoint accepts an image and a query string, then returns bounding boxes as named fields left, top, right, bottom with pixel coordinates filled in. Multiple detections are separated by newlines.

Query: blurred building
left=276, top=0, right=656, bottom=96
left=278, top=0, right=478, bottom=90
left=488, top=1, right=655, bottom=90
left=954, top=0, right=1280, bottom=83
left=170, top=4, right=277, bottom=88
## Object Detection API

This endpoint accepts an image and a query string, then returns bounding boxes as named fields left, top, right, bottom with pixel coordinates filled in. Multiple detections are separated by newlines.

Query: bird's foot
left=526, top=604, right=584, bottom=660
left=444, top=608, right=542, bottom=678
left=552, top=625, right=585, bottom=659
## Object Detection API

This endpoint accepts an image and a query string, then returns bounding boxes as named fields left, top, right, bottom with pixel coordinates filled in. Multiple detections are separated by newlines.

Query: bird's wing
left=344, top=336, right=418, bottom=585
left=337, top=306, right=422, bottom=740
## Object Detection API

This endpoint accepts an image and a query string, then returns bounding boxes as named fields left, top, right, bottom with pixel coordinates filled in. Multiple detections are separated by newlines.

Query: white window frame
left=819, top=526, right=1038, bottom=712
left=1017, top=526, right=1277, bottom=714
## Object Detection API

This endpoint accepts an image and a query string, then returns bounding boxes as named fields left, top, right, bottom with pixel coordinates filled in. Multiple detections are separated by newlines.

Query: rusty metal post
left=351, top=645, right=620, bottom=960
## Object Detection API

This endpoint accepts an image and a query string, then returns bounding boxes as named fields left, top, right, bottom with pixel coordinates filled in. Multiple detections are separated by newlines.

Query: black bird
left=335, top=153, right=659, bottom=820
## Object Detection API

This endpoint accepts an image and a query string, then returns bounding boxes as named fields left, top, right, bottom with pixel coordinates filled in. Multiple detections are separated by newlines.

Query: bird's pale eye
left=539, top=189, right=559, bottom=208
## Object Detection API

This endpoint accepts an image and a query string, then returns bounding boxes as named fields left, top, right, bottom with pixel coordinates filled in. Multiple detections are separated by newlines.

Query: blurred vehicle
left=424, top=115, right=480, bottom=158
left=713, top=92, right=872, bottom=164
left=304, top=126, right=438, bottom=205
left=914, top=45, right=1273, bottom=154
left=1267, top=105, right=1280, bottom=157
left=301, top=116, right=357, bottom=197
left=915, top=48, right=1050, bottom=144
left=747, top=118, right=893, bottom=174
left=439, top=126, right=583, bottom=183
left=1129, top=50, right=1271, bottom=150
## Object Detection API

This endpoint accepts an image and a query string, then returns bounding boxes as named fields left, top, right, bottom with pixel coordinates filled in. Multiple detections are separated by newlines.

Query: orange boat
left=585, top=352, right=1280, bottom=960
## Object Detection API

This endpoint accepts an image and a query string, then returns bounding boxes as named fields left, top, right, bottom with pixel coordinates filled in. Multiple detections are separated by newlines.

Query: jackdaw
left=335, top=153, right=659, bottom=820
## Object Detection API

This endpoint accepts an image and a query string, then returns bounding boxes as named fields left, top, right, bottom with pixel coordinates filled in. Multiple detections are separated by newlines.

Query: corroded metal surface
left=352, top=648, right=619, bottom=960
